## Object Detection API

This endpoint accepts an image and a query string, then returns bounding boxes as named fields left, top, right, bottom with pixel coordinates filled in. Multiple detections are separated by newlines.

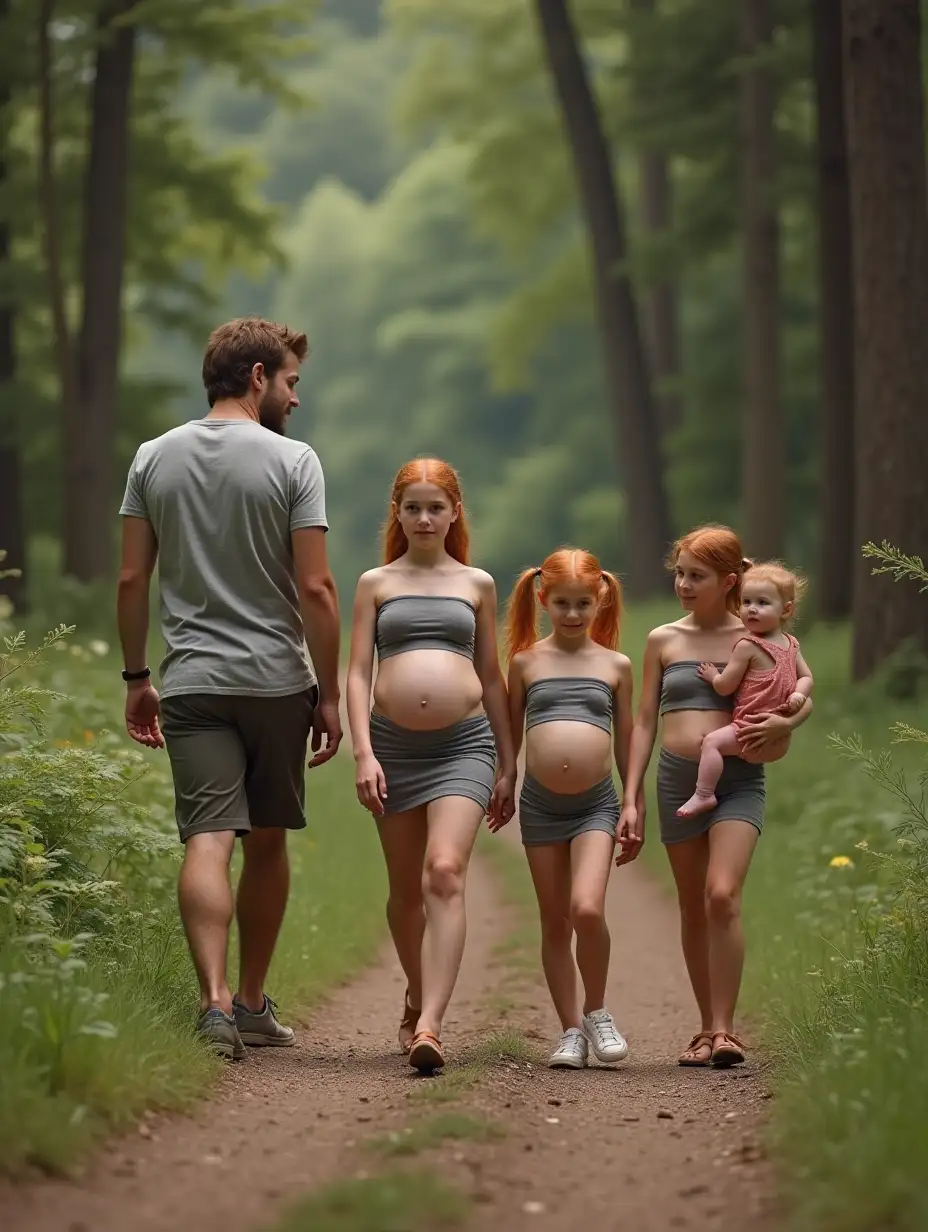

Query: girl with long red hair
left=346, top=458, right=516, bottom=1072
left=619, top=526, right=812, bottom=1068
left=505, top=548, right=638, bottom=1070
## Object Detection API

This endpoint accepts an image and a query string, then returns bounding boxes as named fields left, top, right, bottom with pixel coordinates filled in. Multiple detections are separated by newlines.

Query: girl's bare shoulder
left=355, top=567, right=385, bottom=596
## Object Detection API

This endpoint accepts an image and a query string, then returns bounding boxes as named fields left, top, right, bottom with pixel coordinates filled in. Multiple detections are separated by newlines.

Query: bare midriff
left=373, top=650, right=484, bottom=730
left=661, top=709, right=732, bottom=761
left=526, top=723, right=612, bottom=794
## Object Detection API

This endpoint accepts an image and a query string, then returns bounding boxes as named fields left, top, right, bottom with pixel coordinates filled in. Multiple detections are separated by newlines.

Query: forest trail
left=2, top=833, right=777, bottom=1231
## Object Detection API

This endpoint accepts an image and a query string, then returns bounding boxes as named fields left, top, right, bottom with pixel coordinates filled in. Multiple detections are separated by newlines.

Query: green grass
left=367, top=1111, right=503, bottom=1158
left=507, top=598, right=928, bottom=1229
left=613, top=609, right=928, bottom=1231
left=0, top=631, right=386, bottom=1177
left=272, top=1169, right=469, bottom=1232
left=610, top=606, right=928, bottom=1229
left=726, top=624, right=928, bottom=1231
left=9, top=580, right=928, bottom=1227
left=408, top=1029, right=540, bottom=1105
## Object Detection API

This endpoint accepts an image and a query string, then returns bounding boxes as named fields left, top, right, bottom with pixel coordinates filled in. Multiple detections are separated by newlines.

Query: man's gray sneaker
left=232, top=995, right=295, bottom=1047
left=196, top=1008, right=246, bottom=1060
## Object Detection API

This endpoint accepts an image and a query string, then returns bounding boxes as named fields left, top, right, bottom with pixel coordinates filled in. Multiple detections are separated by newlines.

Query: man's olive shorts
left=160, top=688, right=318, bottom=843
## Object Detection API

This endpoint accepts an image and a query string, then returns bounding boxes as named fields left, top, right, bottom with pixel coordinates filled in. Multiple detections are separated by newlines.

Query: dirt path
left=433, top=826, right=780, bottom=1232
left=1, top=860, right=511, bottom=1232
left=3, top=840, right=778, bottom=1232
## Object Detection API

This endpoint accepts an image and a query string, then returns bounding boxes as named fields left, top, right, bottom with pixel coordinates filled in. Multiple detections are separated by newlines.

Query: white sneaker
left=548, top=1027, right=589, bottom=1069
left=582, top=1009, right=629, bottom=1063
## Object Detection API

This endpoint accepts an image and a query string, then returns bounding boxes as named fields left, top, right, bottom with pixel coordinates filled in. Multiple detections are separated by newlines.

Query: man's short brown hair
left=202, top=317, right=309, bottom=407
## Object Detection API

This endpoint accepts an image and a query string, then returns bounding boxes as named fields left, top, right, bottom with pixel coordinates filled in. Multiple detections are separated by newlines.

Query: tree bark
left=62, top=0, right=136, bottom=581
left=739, top=0, right=784, bottom=560
left=813, top=0, right=855, bottom=621
left=631, top=0, right=682, bottom=436
left=0, top=0, right=26, bottom=614
left=638, top=150, right=682, bottom=435
left=844, top=0, right=928, bottom=679
left=38, top=0, right=80, bottom=457
left=534, top=0, right=671, bottom=596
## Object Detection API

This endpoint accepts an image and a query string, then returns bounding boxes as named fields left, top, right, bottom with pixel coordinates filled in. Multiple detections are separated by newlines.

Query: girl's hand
left=487, top=773, right=516, bottom=833
left=737, top=712, right=791, bottom=756
left=615, top=803, right=643, bottom=866
left=786, top=691, right=805, bottom=715
left=356, top=754, right=387, bottom=816
left=697, top=662, right=719, bottom=683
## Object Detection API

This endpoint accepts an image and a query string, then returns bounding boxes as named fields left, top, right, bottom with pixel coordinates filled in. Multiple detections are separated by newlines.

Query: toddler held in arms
left=676, top=561, right=814, bottom=819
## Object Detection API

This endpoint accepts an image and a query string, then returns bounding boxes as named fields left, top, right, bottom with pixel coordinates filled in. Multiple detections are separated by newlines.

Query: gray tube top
left=525, top=677, right=613, bottom=734
left=375, top=595, right=476, bottom=662
left=659, top=661, right=734, bottom=715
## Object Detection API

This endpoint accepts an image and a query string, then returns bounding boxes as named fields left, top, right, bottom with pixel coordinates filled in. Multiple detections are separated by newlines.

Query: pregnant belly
left=373, top=651, right=484, bottom=730
left=525, top=722, right=612, bottom=794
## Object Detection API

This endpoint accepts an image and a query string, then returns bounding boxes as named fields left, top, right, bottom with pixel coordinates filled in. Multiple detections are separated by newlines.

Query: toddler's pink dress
left=732, top=634, right=798, bottom=764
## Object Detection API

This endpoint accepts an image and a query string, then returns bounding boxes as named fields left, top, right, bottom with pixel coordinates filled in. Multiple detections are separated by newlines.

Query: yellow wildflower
left=830, top=855, right=854, bottom=869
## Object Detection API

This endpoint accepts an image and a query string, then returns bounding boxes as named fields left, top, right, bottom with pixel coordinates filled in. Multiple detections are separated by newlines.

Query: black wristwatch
left=122, top=667, right=151, bottom=682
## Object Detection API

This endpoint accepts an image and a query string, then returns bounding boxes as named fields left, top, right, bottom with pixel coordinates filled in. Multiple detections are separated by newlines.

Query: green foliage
left=3, top=0, right=319, bottom=543
left=367, top=1112, right=504, bottom=1158
left=386, top=0, right=821, bottom=562
left=861, top=542, right=928, bottom=593
left=0, top=620, right=210, bottom=1174
left=274, top=1169, right=469, bottom=1232
left=0, top=609, right=387, bottom=1175
left=727, top=550, right=928, bottom=1231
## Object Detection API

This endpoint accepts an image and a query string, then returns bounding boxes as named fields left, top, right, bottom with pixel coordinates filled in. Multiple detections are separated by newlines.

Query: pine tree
left=844, top=0, right=928, bottom=678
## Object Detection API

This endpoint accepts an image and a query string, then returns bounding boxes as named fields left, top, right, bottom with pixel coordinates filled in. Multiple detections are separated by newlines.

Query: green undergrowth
left=737, top=620, right=928, bottom=1231
left=367, top=1110, right=503, bottom=1158
left=272, top=1169, right=469, bottom=1232
left=500, top=585, right=928, bottom=1229
left=617, top=582, right=928, bottom=1230
left=0, top=617, right=385, bottom=1177
left=408, top=1029, right=539, bottom=1106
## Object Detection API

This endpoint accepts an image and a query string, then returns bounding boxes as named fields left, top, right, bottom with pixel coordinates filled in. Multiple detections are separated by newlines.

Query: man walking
left=116, top=317, right=341, bottom=1058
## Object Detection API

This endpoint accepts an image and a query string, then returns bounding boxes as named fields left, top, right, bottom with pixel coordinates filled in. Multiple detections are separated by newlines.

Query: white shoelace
left=555, top=1031, right=586, bottom=1057
left=587, top=1013, right=621, bottom=1046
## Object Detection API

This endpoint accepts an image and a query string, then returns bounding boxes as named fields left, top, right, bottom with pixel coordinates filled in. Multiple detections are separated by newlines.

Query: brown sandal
left=711, top=1031, right=746, bottom=1068
left=398, top=989, right=420, bottom=1055
left=409, top=1030, right=444, bottom=1072
left=678, top=1032, right=714, bottom=1067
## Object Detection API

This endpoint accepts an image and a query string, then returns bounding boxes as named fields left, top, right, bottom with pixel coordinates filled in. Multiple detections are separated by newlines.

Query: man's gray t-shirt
left=119, top=419, right=327, bottom=700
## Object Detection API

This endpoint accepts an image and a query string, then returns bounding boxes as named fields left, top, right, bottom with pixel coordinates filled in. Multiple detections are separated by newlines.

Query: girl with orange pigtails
left=346, top=459, right=516, bottom=1074
left=505, top=549, right=639, bottom=1071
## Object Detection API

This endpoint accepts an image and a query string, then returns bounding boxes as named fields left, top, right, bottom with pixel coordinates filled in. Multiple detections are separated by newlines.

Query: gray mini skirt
left=519, top=774, right=619, bottom=847
left=369, top=712, right=497, bottom=816
left=657, top=747, right=766, bottom=845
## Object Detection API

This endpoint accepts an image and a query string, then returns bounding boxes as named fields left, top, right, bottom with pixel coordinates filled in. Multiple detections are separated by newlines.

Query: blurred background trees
left=1, top=0, right=925, bottom=678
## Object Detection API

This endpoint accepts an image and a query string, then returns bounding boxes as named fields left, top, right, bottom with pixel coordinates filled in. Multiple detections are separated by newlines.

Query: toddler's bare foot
left=676, top=791, right=717, bottom=819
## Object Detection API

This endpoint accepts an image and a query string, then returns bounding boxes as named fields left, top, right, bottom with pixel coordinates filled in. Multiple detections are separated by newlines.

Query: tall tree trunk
left=813, top=0, right=855, bottom=622
left=38, top=0, right=82, bottom=586
left=639, top=150, right=682, bottom=435
left=534, top=0, right=671, bottom=596
left=0, top=0, right=26, bottom=614
left=632, top=0, right=682, bottom=436
left=739, top=0, right=784, bottom=560
left=844, top=0, right=928, bottom=680
left=62, top=0, right=136, bottom=581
